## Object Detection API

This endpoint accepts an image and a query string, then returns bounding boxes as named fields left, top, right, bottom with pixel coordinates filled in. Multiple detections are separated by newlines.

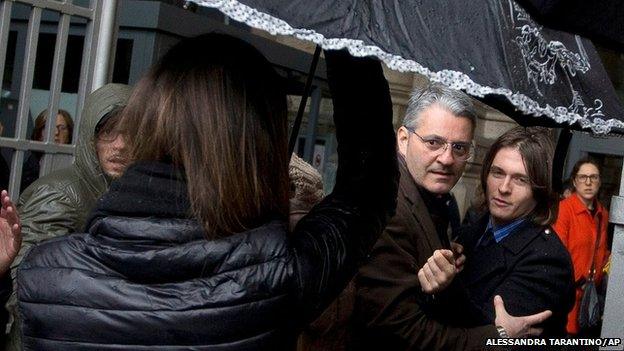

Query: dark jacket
left=0, top=274, right=10, bottom=346
left=457, top=214, right=575, bottom=337
left=354, top=159, right=498, bottom=351
left=16, top=50, right=398, bottom=350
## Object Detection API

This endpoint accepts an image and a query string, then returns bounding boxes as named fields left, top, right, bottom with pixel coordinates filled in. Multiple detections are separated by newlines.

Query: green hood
left=74, top=83, right=132, bottom=196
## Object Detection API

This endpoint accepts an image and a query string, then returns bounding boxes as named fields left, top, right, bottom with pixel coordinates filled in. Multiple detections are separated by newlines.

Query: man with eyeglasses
left=354, top=84, right=554, bottom=350
left=2, top=84, right=132, bottom=350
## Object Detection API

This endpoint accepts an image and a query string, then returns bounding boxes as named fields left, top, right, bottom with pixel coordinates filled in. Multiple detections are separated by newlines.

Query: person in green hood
left=12, top=83, right=132, bottom=268
left=2, top=83, right=132, bottom=349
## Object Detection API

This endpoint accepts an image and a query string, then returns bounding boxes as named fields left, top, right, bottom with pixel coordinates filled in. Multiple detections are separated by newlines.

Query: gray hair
left=403, top=83, right=477, bottom=129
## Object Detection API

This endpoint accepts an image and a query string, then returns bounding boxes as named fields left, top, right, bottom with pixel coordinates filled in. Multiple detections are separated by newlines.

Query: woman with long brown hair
left=15, top=34, right=397, bottom=350
left=31, top=109, right=74, bottom=144
left=21, top=109, right=74, bottom=191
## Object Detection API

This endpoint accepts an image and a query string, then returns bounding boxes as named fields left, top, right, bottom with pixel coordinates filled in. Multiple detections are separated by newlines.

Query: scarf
left=85, top=161, right=191, bottom=230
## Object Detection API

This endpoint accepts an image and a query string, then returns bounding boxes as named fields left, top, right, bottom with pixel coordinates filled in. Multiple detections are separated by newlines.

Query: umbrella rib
left=288, top=45, right=322, bottom=155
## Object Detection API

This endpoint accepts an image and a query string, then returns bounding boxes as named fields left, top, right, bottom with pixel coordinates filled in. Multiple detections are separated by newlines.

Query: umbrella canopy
left=192, top=0, right=624, bottom=135
left=517, top=0, right=624, bottom=52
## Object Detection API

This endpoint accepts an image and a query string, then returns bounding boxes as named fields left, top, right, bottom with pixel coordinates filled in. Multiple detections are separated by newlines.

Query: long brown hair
left=32, top=109, right=74, bottom=143
left=480, top=126, right=557, bottom=226
left=119, top=34, right=289, bottom=237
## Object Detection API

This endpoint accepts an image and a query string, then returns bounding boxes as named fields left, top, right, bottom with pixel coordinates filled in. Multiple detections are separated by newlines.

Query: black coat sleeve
left=292, top=49, right=398, bottom=324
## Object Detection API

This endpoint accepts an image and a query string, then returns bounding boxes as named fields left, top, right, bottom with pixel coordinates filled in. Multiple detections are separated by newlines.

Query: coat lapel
left=499, top=221, right=542, bottom=255
left=398, top=158, right=444, bottom=252
left=462, top=217, right=542, bottom=286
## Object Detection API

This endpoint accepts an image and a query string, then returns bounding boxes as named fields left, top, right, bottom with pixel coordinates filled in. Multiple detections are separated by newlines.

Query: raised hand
left=0, top=190, right=21, bottom=276
left=493, top=295, right=552, bottom=338
left=418, top=249, right=457, bottom=294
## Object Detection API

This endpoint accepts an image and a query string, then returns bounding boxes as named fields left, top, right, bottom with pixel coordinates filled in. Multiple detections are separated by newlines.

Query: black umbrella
left=191, top=0, right=624, bottom=135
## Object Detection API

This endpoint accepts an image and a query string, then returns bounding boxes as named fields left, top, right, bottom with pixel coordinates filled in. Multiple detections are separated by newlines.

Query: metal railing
left=0, top=0, right=108, bottom=199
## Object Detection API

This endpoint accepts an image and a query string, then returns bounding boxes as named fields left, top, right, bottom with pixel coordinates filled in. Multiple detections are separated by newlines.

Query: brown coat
left=354, top=158, right=498, bottom=351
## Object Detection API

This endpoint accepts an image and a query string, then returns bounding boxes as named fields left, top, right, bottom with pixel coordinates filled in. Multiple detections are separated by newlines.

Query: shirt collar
left=570, top=193, right=604, bottom=216
left=486, top=216, right=528, bottom=243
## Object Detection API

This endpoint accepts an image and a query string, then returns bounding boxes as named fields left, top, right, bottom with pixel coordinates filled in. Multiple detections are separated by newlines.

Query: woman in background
left=21, top=109, right=74, bottom=191
left=30, top=109, right=73, bottom=145
left=553, top=158, right=610, bottom=336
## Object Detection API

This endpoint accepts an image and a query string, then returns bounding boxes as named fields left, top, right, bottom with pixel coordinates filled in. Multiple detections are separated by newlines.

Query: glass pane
left=0, top=147, right=12, bottom=191
left=1, top=31, right=17, bottom=93
left=0, top=96, right=18, bottom=139
left=112, top=38, right=133, bottom=84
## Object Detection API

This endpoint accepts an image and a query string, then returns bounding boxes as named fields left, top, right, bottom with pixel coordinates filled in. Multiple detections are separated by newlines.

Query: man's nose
left=112, top=135, right=126, bottom=149
left=436, top=144, right=454, bottom=166
left=498, top=176, right=512, bottom=194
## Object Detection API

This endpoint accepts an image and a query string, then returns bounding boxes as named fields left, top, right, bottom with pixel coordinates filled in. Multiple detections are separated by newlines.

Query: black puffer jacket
left=17, top=51, right=397, bottom=350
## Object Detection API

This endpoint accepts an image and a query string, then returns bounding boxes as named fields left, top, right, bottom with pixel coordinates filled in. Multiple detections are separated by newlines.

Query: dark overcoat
left=354, top=160, right=498, bottom=351
left=457, top=215, right=575, bottom=337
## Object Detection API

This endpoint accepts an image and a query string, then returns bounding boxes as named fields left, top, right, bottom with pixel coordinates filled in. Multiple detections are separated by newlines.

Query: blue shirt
left=478, top=216, right=528, bottom=245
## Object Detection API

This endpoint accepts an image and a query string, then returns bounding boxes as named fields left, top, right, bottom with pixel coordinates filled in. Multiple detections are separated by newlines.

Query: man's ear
left=397, top=126, right=409, bottom=157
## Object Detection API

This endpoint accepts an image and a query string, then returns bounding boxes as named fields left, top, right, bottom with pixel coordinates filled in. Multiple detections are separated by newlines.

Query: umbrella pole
left=601, top=167, right=624, bottom=346
left=288, top=45, right=322, bottom=155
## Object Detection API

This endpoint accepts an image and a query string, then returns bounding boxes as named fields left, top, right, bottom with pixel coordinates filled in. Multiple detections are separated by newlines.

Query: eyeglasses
left=404, top=126, right=473, bottom=160
left=489, top=166, right=532, bottom=187
left=97, top=129, right=122, bottom=142
left=576, top=174, right=600, bottom=183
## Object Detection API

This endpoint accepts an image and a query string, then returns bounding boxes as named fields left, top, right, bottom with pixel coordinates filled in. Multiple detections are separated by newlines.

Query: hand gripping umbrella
left=192, top=0, right=624, bottom=136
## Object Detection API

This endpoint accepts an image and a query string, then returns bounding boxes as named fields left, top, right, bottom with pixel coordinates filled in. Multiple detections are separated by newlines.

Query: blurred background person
left=31, top=109, right=73, bottom=145
left=288, top=153, right=324, bottom=231
left=20, top=109, right=74, bottom=191
left=553, top=158, right=610, bottom=337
